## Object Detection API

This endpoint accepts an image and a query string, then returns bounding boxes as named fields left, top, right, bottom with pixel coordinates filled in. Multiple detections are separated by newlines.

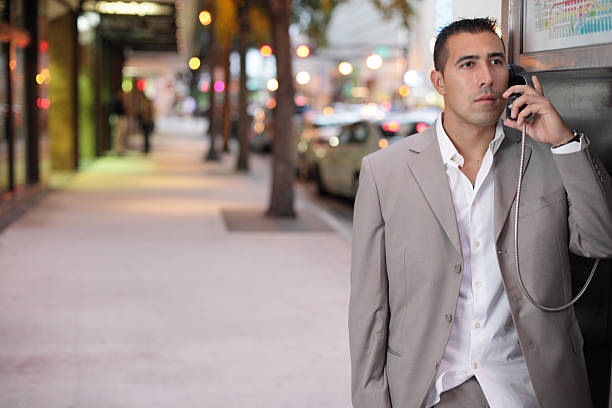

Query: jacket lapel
left=494, top=128, right=532, bottom=242
left=405, top=125, right=463, bottom=259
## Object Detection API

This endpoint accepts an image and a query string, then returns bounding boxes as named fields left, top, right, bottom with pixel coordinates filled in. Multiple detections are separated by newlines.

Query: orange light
left=266, top=98, right=277, bottom=109
left=136, top=79, right=146, bottom=91
left=296, top=45, right=310, bottom=58
left=254, top=122, right=265, bottom=134
left=295, top=95, right=306, bottom=106
left=199, top=10, right=212, bottom=26
left=416, top=122, right=429, bottom=133
left=260, top=45, right=273, bottom=57
left=9, top=60, right=16, bottom=71
left=378, top=138, right=389, bottom=149
left=399, top=85, right=410, bottom=97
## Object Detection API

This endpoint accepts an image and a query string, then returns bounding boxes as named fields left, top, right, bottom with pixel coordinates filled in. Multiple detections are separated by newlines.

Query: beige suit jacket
left=349, top=122, right=612, bottom=408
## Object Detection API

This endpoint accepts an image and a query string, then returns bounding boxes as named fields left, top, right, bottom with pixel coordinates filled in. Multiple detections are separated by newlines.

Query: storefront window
left=11, top=0, right=25, bottom=29
left=0, top=42, right=8, bottom=197
left=0, top=1, right=8, bottom=23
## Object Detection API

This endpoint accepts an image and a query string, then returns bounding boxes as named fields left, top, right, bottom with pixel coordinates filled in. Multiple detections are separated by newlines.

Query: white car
left=314, top=108, right=439, bottom=198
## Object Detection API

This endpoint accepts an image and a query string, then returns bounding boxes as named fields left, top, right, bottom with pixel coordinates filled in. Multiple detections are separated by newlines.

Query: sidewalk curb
left=295, top=185, right=353, bottom=244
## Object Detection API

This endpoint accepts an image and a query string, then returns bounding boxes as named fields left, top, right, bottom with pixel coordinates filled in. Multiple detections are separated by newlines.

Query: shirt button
left=472, top=201, right=476, bottom=207
left=472, top=362, right=478, bottom=370
left=474, top=240, right=480, bottom=248
left=474, top=322, right=481, bottom=329
left=475, top=281, right=482, bottom=288
left=454, top=264, right=462, bottom=274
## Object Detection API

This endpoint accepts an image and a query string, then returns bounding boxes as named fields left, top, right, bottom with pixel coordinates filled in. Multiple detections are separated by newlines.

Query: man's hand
left=502, top=75, right=574, bottom=147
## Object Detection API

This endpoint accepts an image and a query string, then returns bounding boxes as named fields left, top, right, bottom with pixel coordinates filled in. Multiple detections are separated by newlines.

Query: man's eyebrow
left=455, top=54, right=478, bottom=65
left=455, top=52, right=506, bottom=66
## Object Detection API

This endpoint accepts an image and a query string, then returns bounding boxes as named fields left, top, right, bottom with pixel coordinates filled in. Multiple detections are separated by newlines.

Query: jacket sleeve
left=553, top=142, right=612, bottom=258
left=348, top=156, right=392, bottom=408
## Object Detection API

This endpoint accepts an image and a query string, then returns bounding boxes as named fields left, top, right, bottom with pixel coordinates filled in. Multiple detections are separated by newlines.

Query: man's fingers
left=532, top=75, right=544, bottom=96
left=516, top=102, right=544, bottom=126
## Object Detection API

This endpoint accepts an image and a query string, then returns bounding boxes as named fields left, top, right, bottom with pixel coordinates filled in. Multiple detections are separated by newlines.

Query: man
left=349, top=17, right=612, bottom=408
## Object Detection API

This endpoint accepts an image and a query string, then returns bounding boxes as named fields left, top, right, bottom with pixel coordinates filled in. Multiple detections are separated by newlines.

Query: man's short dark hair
left=433, top=17, right=505, bottom=73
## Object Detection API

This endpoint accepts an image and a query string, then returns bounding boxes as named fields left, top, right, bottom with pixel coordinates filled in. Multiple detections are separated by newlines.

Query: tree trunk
left=205, top=1, right=220, bottom=161
left=235, top=1, right=250, bottom=172
left=221, top=48, right=231, bottom=153
left=266, top=0, right=295, bottom=217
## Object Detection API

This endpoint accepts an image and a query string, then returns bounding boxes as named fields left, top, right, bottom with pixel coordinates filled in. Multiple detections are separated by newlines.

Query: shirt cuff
left=551, top=135, right=588, bottom=155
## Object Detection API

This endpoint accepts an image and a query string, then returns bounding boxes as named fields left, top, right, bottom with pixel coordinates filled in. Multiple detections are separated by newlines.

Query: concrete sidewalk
left=0, top=123, right=352, bottom=407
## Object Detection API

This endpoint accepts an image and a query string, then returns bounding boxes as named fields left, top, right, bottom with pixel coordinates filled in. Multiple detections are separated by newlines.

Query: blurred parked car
left=313, top=108, right=439, bottom=198
left=297, top=110, right=363, bottom=180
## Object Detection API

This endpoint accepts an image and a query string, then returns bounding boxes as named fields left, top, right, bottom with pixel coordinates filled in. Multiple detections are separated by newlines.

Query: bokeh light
left=214, top=81, right=225, bottom=93
left=266, top=78, right=279, bottom=92
left=338, top=61, right=353, bottom=76
left=199, top=10, right=212, bottom=26
left=260, top=45, right=273, bottom=57
left=366, top=54, right=383, bottom=70
left=121, top=78, right=133, bottom=93
left=296, top=71, right=310, bottom=85
left=189, top=57, right=201, bottom=70
left=296, top=45, right=310, bottom=58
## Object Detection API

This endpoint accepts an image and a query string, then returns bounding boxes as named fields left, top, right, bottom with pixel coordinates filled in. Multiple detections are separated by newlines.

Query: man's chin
left=469, top=108, right=504, bottom=127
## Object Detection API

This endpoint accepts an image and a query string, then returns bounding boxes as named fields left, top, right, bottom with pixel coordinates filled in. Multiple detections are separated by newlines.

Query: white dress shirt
left=424, top=113, right=583, bottom=408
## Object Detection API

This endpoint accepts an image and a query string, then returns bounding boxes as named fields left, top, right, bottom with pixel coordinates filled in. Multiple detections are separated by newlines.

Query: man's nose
left=479, top=65, right=494, bottom=87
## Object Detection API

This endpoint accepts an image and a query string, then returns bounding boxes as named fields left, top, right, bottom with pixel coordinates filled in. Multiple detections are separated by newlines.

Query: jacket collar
left=404, top=120, right=532, bottom=257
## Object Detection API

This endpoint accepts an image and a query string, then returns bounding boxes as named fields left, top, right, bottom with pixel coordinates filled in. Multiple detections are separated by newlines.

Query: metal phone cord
left=514, top=123, right=599, bottom=312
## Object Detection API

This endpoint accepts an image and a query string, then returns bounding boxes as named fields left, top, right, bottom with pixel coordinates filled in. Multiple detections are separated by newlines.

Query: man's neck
left=441, top=111, right=498, bottom=186
left=441, top=111, right=497, bottom=163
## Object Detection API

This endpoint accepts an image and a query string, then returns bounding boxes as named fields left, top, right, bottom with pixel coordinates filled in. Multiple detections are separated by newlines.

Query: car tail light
left=382, top=120, right=400, bottom=132
left=416, top=122, right=429, bottom=133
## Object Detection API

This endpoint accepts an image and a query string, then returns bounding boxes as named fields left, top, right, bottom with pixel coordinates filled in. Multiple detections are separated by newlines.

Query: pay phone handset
left=509, top=64, right=599, bottom=312
left=506, top=64, right=533, bottom=122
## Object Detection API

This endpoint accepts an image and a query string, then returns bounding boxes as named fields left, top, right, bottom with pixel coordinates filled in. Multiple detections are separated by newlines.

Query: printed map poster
left=523, top=0, right=612, bottom=53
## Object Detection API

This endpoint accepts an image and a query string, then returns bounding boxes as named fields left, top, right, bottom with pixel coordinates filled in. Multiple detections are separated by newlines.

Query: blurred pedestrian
left=110, top=90, right=128, bottom=155
left=138, top=95, right=155, bottom=154
left=349, top=17, right=612, bottom=408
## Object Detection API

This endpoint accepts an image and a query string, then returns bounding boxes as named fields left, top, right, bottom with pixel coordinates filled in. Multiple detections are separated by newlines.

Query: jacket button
left=454, top=264, right=462, bottom=274
left=445, top=314, right=453, bottom=323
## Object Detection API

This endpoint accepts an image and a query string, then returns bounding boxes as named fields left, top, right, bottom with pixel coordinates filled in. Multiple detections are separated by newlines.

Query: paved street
left=0, top=120, right=352, bottom=407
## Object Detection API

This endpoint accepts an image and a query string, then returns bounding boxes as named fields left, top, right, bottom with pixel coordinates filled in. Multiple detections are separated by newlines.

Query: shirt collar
left=435, top=111, right=505, bottom=168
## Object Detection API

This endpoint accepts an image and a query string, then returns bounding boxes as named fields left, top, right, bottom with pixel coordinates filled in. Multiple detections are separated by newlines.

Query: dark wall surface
left=538, top=67, right=612, bottom=408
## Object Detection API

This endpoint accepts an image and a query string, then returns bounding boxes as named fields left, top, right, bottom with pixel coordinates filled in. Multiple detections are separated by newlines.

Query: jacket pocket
left=519, top=188, right=566, bottom=219
left=568, top=319, right=584, bottom=354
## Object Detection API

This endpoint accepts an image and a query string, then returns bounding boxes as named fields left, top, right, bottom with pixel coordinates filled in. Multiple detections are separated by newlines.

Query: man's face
left=432, top=31, right=508, bottom=128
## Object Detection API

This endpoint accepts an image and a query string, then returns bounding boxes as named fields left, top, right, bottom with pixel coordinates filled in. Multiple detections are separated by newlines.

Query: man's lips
left=475, top=94, right=497, bottom=102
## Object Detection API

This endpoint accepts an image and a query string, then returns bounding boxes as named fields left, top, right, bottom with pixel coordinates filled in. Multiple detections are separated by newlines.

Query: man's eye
left=491, top=59, right=503, bottom=65
left=461, top=61, right=473, bottom=68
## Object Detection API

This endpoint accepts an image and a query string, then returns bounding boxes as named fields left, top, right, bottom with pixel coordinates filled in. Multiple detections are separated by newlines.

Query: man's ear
left=430, top=70, right=445, bottom=95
